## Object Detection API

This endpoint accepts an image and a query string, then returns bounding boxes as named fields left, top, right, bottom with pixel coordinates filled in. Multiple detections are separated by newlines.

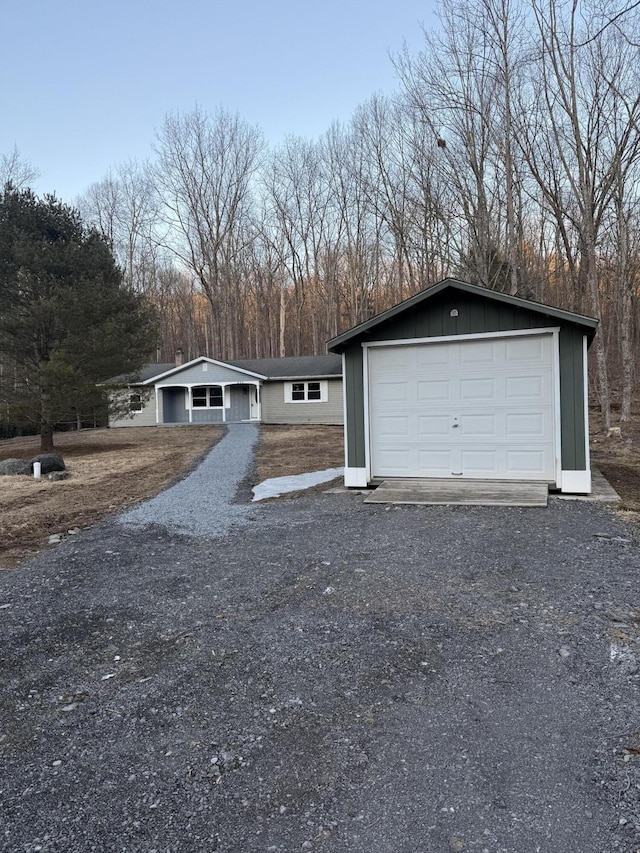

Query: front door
left=249, top=385, right=260, bottom=420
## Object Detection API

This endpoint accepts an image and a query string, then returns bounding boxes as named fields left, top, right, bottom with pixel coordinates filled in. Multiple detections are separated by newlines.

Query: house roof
left=143, top=357, right=267, bottom=384
left=104, top=363, right=177, bottom=385
left=228, top=355, right=342, bottom=380
left=117, top=354, right=343, bottom=386
left=327, top=278, right=599, bottom=352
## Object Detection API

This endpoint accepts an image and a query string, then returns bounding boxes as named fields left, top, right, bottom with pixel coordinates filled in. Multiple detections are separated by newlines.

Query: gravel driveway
left=1, top=433, right=640, bottom=852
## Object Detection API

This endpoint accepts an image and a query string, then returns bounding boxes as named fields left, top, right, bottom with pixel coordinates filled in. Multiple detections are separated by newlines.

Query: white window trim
left=284, top=380, right=328, bottom=403
left=188, top=385, right=225, bottom=410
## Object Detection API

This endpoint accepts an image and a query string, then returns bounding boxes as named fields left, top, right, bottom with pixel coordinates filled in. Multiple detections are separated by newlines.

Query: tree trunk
left=40, top=387, right=54, bottom=451
left=620, top=282, right=634, bottom=423
left=279, top=287, right=286, bottom=357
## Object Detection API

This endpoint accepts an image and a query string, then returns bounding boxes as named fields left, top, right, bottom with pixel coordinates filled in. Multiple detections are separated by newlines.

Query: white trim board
left=361, top=327, right=561, bottom=350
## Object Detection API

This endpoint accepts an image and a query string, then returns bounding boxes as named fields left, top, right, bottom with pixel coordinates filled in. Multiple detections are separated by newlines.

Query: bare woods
left=78, top=0, right=640, bottom=428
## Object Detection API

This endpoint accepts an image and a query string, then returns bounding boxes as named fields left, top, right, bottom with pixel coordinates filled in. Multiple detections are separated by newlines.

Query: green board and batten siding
left=558, top=325, right=588, bottom=471
left=330, top=279, right=597, bottom=483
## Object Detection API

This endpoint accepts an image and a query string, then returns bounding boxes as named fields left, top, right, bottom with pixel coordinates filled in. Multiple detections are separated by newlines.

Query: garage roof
left=327, top=278, right=598, bottom=352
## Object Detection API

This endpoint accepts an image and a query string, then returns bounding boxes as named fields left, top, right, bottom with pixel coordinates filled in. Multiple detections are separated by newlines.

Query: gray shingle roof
left=107, top=355, right=342, bottom=385
left=228, top=355, right=342, bottom=379
left=104, top=363, right=176, bottom=385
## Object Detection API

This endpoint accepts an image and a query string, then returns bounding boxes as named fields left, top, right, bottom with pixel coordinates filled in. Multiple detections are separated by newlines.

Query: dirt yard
left=0, top=424, right=345, bottom=569
left=590, top=408, right=640, bottom=512
left=0, top=427, right=223, bottom=568
left=254, top=424, right=344, bottom=480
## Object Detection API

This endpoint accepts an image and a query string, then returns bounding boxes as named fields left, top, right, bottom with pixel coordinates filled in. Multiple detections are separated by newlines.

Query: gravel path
left=1, top=449, right=640, bottom=852
left=120, top=423, right=258, bottom=537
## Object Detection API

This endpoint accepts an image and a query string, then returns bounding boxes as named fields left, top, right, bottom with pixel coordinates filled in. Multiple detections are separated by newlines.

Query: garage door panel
left=377, top=415, right=410, bottom=436
left=417, top=379, right=451, bottom=401
left=418, top=415, right=450, bottom=436
left=418, top=449, right=454, bottom=472
left=459, top=377, right=496, bottom=401
left=506, top=449, right=550, bottom=474
left=506, top=336, right=547, bottom=361
left=417, top=346, right=450, bottom=367
left=459, top=340, right=497, bottom=363
left=375, top=448, right=412, bottom=474
left=505, top=375, right=545, bottom=400
left=462, top=413, right=498, bottom=436
left=461, top=449, right=500, bottom=474
left=506, top=412, right=548, bottom=436
left=369, top=334, right=556, bottom=481
left=377, top=380, right=410, bottom=402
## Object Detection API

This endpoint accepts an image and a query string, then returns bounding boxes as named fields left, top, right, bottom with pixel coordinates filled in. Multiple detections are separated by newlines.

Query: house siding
left=155, top=361, right=260, bottom=386
left=109, top=389, right=159, bottom=428
left=261, top=379, right=344, bottom=424
left=163, top=388, right=188, bottom=423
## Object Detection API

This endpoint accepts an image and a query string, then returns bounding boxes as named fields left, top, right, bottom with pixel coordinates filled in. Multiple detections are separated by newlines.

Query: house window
left=291, top=382, right=306, bottom=401
left=285, top=380, right=328, bottom=403
left=192, top=386, right=224, bottom=408
left=129, top=392, right=143, bottom=412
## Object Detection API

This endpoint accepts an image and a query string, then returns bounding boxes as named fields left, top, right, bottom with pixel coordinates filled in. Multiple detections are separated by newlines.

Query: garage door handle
left=452, top=423, right=459, bottom=428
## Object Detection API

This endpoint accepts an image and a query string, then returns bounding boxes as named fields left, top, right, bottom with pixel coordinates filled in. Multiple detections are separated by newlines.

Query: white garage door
left=368, top=334, right=556, bottom=481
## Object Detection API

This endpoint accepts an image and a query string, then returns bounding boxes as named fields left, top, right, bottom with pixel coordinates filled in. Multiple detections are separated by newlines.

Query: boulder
left=31, top=453, right=65, bottom=475
left=0, top=458, right=32, bottom=476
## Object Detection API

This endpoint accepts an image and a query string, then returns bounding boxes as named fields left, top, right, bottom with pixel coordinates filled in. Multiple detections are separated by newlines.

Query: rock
left=48, top=534, right=63, bottom=544
left=47, top=471, right=70, bottom=481
left=559, top=645, right=571, bottom=658
left=31, top=453, right=65, bottom=475
left=0, top=458, right=31, bottom=476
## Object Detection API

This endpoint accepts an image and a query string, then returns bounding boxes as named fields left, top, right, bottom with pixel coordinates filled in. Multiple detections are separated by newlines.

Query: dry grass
left=255, top=424, right=344, bottom=481
left=0, top=427, right=223, bottom=569
left=0, top=424, right=344, bottom=570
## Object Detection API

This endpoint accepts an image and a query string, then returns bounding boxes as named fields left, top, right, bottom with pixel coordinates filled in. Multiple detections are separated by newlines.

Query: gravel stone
left=119, top=423, right=258, bottom=537
left=1, top=444, right=640, bottom=852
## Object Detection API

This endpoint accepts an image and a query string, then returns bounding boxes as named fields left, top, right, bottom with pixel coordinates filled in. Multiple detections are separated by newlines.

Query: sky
left=2, top=0, right=436, bottom=204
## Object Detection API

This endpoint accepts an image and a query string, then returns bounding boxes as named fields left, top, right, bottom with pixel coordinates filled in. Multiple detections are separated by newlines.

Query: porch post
left=187, top=386, right=193, bottom=424
left=155, top=385, right=160, bottom=424
left=222, top=384, right=227, bottom=423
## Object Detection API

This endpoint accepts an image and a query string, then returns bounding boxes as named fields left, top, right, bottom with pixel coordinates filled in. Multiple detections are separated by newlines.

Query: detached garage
left=328, top=278, right=598, bottom=494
